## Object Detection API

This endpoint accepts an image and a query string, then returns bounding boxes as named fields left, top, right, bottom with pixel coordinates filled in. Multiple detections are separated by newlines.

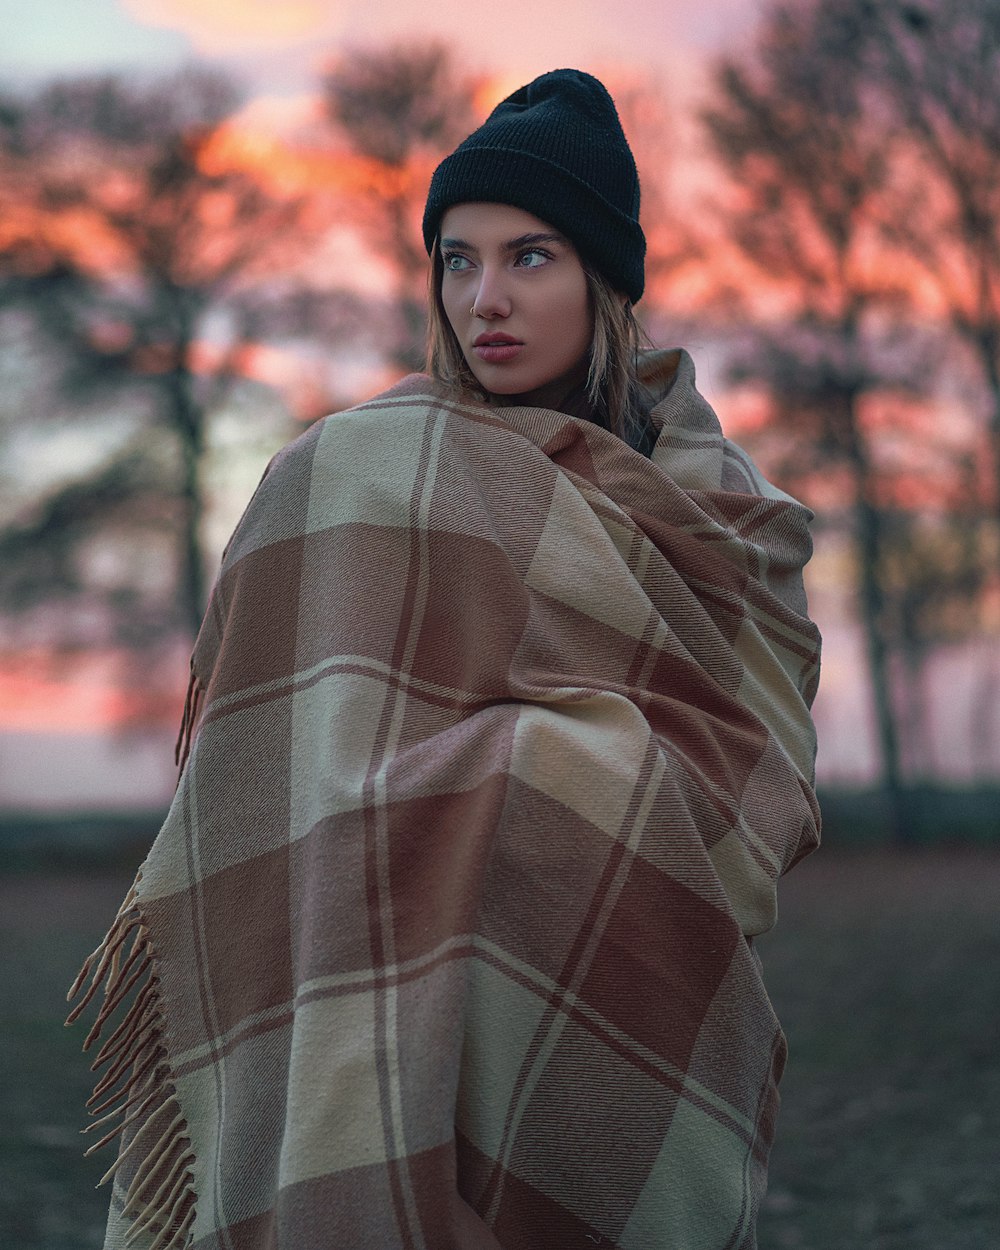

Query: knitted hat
left=422, top=69, right=645, bottom=304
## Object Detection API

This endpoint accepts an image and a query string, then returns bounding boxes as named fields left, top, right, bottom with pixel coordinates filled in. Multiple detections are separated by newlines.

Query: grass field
left=1, top=848, right=997, bottom=1249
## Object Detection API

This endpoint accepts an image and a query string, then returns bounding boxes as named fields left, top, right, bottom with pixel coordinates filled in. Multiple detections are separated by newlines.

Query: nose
left=471, top=266, right=512, bottom=320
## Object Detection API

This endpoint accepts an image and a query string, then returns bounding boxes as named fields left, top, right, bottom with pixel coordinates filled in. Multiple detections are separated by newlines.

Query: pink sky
left=5, top=0, right=764, bottom=108
left=118, top=0, right=764, bottom=65
left=6, top=0, right=993, bottom=803
left=0, top=0, right=923, bottom=807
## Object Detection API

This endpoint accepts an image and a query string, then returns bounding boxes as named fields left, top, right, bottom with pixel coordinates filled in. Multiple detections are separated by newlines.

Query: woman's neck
left=487, top=362, right=656, bottom=458
left=486, top=359, right=593, bottom=418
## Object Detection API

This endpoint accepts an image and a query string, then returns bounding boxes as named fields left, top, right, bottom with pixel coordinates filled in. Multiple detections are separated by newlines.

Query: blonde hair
left=426, top=245, right=645, bottom=443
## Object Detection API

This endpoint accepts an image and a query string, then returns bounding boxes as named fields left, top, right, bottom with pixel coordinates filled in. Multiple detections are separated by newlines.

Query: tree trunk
left=975, top=325, right=1000, bottom=533
left=165, top=355, right=207, bottom=640
left=843, top=394, right=911, bottom=844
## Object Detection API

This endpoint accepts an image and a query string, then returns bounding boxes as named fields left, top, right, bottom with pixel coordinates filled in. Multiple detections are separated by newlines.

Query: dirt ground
left=1, top=848, right=997, bottom=1249
left=1, top=870, right=135, bottom=1250
left=757, top=848, right=1000, bottom=1249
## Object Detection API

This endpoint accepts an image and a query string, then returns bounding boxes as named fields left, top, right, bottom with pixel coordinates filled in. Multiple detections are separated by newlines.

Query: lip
left=474, top=332, right=522, bottom=347
left=474, top=343, right=524, bottom=363
left=473, top=332, right=524, bottom=364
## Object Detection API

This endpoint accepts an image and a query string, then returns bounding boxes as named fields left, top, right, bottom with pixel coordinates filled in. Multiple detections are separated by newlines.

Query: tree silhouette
left=0, top=68, right=313, bottom=656
left=608, top=77, right=705, bottom=319
left=320, top=42, right=485, bottom=373
left=702, top=0, right=921, bottom=838
left=703, top=0, right=1000, bottom=824
left=860, top=0, right=1000, bottom=518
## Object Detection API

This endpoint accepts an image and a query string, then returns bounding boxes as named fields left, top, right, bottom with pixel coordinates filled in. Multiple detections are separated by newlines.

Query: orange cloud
left=121, top=0, right=332, bottom=51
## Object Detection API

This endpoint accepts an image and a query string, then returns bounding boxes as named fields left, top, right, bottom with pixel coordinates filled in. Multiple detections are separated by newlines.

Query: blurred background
left=1, top=1, right=997, bottom=1247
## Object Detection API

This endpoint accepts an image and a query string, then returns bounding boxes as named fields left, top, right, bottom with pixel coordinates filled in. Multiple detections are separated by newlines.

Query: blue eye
left=443, top=253, right=472, bottom=272
left=517, top=250, right=550, bottom=268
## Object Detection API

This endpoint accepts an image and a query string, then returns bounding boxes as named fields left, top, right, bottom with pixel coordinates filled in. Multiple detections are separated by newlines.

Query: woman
left=70, top=70, right=821, bottom=1250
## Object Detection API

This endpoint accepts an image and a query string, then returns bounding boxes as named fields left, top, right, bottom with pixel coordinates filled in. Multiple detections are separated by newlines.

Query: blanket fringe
left=174, top=669, right=204, bottom=774
left=67, top=876, right=197, bottom=1250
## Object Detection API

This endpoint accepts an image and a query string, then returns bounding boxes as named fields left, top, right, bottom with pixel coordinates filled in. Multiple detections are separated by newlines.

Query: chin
left=468, top=365, right=545, bottom=395
left=479, top=378, right=530, bottom=394
left=466, top=370, right=513, bottom=394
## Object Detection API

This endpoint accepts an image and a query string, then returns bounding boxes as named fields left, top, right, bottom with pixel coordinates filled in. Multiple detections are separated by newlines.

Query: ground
left=1, top=848, right=997, bottom=1249
left=755, top=848, right=999, bottom=1249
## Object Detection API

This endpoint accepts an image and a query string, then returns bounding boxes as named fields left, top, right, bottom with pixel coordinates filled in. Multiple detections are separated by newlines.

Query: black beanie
left=422, top=69, right=645, bottom=304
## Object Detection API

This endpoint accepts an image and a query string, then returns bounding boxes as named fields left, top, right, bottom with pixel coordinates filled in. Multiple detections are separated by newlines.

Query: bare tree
left=0, top=68, right=314, bottom=651
left=880, top=501, right=991, bottom=776
left=607, top=78, right=706, bottom=322
left=702, top=0, right=921, bottom=838
left=860, top=0, right=1000, bottom=529
left=320, top=43, right=485, bottom=373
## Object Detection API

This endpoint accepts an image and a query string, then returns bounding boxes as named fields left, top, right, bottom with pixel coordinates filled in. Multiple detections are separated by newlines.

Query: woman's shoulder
left=257, top=374, right=453, bottom=481
left=224, top=374, right=493, bottom=564
left=320, top=373, right=477, bottom=430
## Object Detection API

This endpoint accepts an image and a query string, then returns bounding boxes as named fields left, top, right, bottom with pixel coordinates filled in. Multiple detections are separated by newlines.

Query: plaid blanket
left=70, top=349, right=821, bottom=1250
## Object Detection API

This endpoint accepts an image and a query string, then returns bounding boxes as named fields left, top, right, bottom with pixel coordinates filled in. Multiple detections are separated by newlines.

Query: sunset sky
left=3, top=0, right=763, bottom=109
left=3, top=0, right=995, bottom=805
left=2, top=0, right=782, bottom=808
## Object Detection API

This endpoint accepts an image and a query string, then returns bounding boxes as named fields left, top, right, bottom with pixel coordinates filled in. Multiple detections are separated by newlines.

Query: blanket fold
left=71, top=349, right=821, bottom=1250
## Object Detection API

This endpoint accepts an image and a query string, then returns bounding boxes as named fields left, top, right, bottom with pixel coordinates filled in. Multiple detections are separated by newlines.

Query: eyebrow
left=439, top=231, right=571, bottom=254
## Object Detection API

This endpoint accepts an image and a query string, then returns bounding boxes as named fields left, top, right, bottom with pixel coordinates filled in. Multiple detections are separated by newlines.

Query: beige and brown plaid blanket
left=70, top=349, right=821, bottom=1249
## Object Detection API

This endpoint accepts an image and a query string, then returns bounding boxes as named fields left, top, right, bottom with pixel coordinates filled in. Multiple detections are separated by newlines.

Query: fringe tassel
left=67, top=875, right=197, bottom=1250
left=91, top=1000, right=159, bottom=1073
left=87, top=1083, right=161, bottom=1159
left=66, top=913, right=142, bottom=1023
left=174, top=668, right=204, bottom=773
left=88, top=1042, right=164, bottom=1115
left=89, top=1017, right=160, bottom=1108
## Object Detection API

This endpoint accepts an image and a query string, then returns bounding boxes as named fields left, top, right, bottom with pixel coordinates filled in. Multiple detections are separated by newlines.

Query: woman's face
left=438, top=202, right=593, bottom=400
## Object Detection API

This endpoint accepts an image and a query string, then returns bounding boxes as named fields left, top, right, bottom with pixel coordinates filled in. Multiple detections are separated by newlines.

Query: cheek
left=552, top=278, right=592, bottom=351
left=441, top=290, right=457, bottom=331
left=440, top=281, right=465, bottom=335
